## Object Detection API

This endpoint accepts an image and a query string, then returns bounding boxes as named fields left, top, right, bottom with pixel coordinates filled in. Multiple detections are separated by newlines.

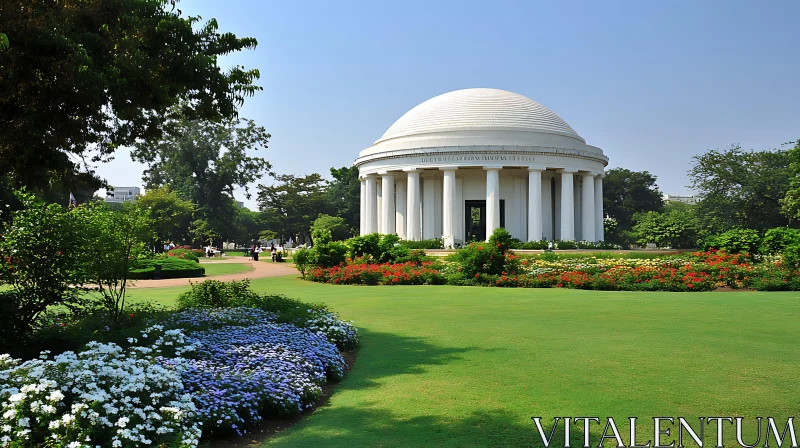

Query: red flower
left=129, top=313, right=135, bottom=317
left=475, top=273, right=480, bottom=278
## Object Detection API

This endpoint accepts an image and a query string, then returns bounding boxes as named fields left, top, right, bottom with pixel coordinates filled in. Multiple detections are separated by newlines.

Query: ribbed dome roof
left=375, top=88, right=583, bottom=145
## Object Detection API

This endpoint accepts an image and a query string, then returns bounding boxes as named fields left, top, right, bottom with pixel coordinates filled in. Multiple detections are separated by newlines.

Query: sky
left=95, top=0, right=800, bottom=209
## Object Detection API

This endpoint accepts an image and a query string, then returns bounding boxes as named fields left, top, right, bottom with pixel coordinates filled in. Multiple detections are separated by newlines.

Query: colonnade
left=360, top=168, right=604, bottom=243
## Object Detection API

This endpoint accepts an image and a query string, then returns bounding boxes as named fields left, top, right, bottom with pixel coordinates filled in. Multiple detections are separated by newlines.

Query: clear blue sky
left=97, top=0, right=800, bottom=208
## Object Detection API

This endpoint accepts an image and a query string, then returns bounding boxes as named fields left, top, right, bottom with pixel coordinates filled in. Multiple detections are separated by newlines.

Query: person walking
left=253, top=244, right=260, bottom=262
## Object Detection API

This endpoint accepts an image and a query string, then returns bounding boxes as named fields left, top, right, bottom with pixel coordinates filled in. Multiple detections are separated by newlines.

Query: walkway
left=128, top=256, right=298, bottom=288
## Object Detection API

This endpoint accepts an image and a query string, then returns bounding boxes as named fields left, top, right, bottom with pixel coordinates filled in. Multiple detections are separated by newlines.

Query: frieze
left=419, top=155, right=536, bottom=163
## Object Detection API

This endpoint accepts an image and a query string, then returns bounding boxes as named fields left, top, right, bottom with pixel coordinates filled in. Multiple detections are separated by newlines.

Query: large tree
left=689, top=145, right=793, bottom=233
left=326, top=166, right=360, bottom=233
left=136, top=185, right=195, bottom=248
left=602, top=168, right=664, bottom=231
left=132, top=116, right=271, bottom=243
left=257, top=173, right=329, bottom=243
left=0, top=0, right=260, bottom=193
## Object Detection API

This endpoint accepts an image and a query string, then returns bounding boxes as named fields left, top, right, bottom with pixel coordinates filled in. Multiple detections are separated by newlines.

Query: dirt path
left=129, top=256, right=298, bottom=288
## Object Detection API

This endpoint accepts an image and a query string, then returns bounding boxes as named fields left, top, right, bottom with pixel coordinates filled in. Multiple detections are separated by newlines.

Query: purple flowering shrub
left=161, top=308, right=347, bottom=436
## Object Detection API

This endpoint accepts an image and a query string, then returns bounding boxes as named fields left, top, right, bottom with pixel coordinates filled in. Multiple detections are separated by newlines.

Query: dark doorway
left=464, top=200, right=505, bottom=242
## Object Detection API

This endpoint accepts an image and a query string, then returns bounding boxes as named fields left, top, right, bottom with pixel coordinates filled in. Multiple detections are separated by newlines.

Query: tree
left=631, top=205, right=699, bottom=249
left=136, top=186, right=195, bottom=248
left=230, top=207, right=264, bottom=247
left=257, top=173, right=329, bottom=243
left=0, top=191, right=90, bottom=347
left=602, top=168, right=664, bottom=232
left=326, top=166, right=360, bottom=233
left=132, top=116, right=271, bottom=244
left=0, top=0, right=260, bottom=192
left=689, top=145, right=793, bottom=233
left=780, top=140, right=800, bottom=221
left=75, top=203, right=151, bottom=328
left=311, top=214, right=350, bottom=241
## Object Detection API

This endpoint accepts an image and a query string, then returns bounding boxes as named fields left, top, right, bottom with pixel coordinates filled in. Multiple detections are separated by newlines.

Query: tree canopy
left=689, top=145, right=793, bottom=233
left=326, top=166, right=361, bottom=234
left=780, top=140, right=800, bottom=221
left=132, top=115, right=271, bottom=243
left=602, top=168, right=664, bottom=231
left=0, top=0, right=261, bottom=193
left=136, top=186, right=195, bottom=248
left=257, top=173, right=329, bottom=243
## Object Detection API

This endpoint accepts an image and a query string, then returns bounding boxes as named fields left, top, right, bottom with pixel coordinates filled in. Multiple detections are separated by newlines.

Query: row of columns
left=361, top=168, right=604, bottom=242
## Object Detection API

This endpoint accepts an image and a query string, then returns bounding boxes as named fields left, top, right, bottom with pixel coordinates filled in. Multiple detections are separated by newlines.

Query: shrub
left=701, top=228, right=761, bottom=255
left=311, top=214, right=351, bottom=241
left=761, top=227, right=800, bottom=255
left=0, top=192, right=91, bottom=347
left=177, top=279, right=259, bottom=308
left=399, top=238, right=444, bottom=250
left=554, top=239, right=578, bottom=249
left=130, top=258, right=205, bottom=279
left=293, top=247, right=312, bottom=276
left=165, top=248, right=201, bottom=262
left=0, top=328, right=201, bottom=448
left=347, top=233, right=410, bottom=263
left=512, top=240, right=550, bottom=250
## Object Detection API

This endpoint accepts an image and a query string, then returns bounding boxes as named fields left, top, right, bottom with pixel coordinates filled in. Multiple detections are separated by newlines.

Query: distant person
left=270, top=244, right=277, bottom=262
left=250, top=244, right=256, bottom=260
left=253, top=244, right=260, bottom=262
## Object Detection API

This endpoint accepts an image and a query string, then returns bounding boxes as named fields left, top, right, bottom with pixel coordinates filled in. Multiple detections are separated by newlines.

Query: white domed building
left=355, top=88, right=608, bottom=245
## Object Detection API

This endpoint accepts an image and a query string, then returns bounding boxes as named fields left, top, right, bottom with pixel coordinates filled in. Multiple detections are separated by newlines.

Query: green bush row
left=700, top=227, right=800, bottom=263
left=129, top=258, right=205, bottom=279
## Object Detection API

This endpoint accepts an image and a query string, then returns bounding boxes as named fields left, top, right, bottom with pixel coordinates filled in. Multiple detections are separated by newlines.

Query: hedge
left=130, top=258, right=206, bottom=279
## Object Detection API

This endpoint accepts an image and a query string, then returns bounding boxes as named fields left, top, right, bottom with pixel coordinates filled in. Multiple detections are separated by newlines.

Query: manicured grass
left=199, top=262, right=254, bottom=276
left=128, top=277, right=800, bottom=447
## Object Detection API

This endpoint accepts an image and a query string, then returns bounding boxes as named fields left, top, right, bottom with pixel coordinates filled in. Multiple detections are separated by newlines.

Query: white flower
left=47, top=390, right=65, bottom=402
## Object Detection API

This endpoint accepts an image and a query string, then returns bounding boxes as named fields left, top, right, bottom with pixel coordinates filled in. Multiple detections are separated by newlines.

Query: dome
left=375, top=88, right=584, bottom=145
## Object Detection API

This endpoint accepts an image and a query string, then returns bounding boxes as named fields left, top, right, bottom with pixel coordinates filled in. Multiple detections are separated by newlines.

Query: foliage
left=690, top=144, right=793, bottom=232
left=0, top=328, right=201, bottom=448
left=780, top=140, right=800, bottom=220
left=177, top=279, right=260, bottom=309
left=293, top=248, right=313, bottom=277
left=0, top=0, right=260, bottom=193
left=132, top=115, right=271, bottom=245
left=631, top=206, right=699, bottom=248
left=229, top=207, right=264, bottom=247
left=160, top=248, right=201, bottom=263
left=129, top=258, right=206, bottom=279
left=0, top=192, right=90, bottom=346
left=400, top=238, right=445, bottom=249
left=136, top=186, right=195, bottom=247
left=347, top=233, right=411, bottom=264
left=700, top=228, right=761, bottom=255
left=311, top=214, right=351, bottom=241
left=326, top=166, right=361, bottom=233
left=258, top=173, right=329, bottom=243
left=75, top=203, right=152, bottom=329
left=449, top=228, right=516, bottom=279
left=761, top=227, right=800, bottom=255
left=602, top=168, right=664, bottom=233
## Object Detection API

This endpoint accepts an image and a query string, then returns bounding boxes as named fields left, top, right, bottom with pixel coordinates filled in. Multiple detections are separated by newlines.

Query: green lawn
left=128, top=277, right=800, bottom=447
left=199, top=262, right=254, bottom=276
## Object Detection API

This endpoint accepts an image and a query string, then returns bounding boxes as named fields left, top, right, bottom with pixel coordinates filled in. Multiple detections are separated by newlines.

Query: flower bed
left=307, top=261, right=445, bottom=285
left=2, top=303, right=357, bottom=446
left=303, top=249, right=800, bottom=292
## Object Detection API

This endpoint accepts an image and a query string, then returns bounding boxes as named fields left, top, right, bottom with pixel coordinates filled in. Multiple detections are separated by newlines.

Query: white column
left=406, top=169, right=421, bottom=241
left=360, top=178, right=366, bottom=235
left=380, top=173, right=395, bottom=235
left=560, top=170, right=575, bottom=241
left=581, top=173, right=595, bottom=242
left=441, top=168, right=457, bottom=245
left=528, top=168, right=543, bottom=241
left=365, top=175, right=378, bottom=234
left=485, top=167, right=501, bottom=240
left=395, top=179, right=407, bottom=239
left=422, top=173, right=436, bottom=239
left=595, top=174, right=604, bottom=242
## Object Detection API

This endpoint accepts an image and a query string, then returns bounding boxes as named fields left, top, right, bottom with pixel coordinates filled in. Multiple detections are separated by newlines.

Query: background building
left=663, top=194, right=703, bottom=205
left=104, top=186, right=141, bottom=203
left=355, top=88, right=609, bottom=245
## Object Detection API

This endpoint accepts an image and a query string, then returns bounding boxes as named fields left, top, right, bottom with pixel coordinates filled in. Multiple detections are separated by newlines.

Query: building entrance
left=464, top=200, right=505, bottom=242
